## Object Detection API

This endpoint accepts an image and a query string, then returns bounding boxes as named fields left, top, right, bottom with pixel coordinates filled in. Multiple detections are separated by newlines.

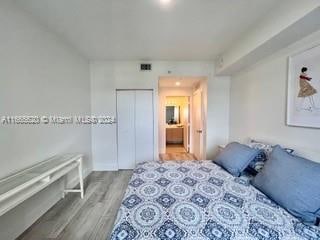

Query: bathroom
left=165, top=96, right=189, bottom=153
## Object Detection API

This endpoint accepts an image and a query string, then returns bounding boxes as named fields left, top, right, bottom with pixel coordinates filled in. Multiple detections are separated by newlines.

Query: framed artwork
left=287, top=45, right=320, bottom=128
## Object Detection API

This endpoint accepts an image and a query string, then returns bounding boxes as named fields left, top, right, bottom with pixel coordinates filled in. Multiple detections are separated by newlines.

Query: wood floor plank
left=88, top=171, right=132, bottom=240
left=17, top=171, right=132, bottom=240
left=55, top=171, right=131, bottom=240
left=159, top=152, right=196, bottom=160
left=47, top=182, right=102, bottom=238
left=166, top=144, right=187, bottom=153
left=55, top=202, right=106, bottom=240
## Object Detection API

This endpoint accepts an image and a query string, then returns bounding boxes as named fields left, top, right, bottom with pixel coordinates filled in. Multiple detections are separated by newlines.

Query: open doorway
left=158, top=77, right=207, bottom=161
left=165, top=96, right=190, bottom=153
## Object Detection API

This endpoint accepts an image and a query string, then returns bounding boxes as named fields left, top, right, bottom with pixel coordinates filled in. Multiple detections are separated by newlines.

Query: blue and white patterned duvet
left=110, top=160, right=320, bottom=240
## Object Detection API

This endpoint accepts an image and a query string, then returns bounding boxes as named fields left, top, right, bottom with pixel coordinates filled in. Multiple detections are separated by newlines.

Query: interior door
left=184, top=97, right=191, bottom=152
left=192, top=89, right=203, bottom=160
left=135, top=90, right=154, bottom=164
left=117, top=91, right=136, bottom=169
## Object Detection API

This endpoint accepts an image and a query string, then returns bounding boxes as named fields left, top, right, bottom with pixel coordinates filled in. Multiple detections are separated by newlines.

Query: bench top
left=0, top=154, right=82, bottom=199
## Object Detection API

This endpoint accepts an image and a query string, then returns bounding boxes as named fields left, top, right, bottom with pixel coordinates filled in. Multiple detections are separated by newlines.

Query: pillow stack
left=253, top=145, right=320, bottom=224
left=214, top=141, right=320, bottom=224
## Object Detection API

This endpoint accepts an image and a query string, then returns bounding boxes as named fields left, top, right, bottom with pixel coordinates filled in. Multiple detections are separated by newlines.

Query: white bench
left=0, top=154, right=84, bottom=217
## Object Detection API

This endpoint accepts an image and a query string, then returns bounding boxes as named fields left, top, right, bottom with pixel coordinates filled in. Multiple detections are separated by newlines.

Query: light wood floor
left=166, top=144, right=187, bottom=153
left=17, top=171, right=132, bottom=240
left=159, top=152, right=196, bottom=160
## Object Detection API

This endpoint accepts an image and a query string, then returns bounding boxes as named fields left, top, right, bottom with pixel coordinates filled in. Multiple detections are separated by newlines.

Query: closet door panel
left=135, top=90, right=154, bottom=164
left=117, top=91, right=135, bottom=169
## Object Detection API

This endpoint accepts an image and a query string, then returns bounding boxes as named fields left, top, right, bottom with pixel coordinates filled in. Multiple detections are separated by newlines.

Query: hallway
left=165, top=144, right=187, bottom=153
left=159, top=152, right=196, bottom=161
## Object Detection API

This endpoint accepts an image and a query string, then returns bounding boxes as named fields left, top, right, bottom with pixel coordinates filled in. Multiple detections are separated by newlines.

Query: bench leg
left=78, top=158, right=84, bottom=199
left=62, top=175, right=67, bottom=198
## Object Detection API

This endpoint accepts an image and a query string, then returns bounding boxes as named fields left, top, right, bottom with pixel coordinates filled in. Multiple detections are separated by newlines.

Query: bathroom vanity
left=166, top=125, right=184, bottom=144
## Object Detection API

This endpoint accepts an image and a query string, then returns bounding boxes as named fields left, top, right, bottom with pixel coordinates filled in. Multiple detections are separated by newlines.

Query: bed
left=110, top=160, right=320, bottom=240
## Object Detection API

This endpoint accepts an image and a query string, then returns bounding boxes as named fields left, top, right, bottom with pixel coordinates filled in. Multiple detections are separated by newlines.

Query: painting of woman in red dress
left=297, top=67, right=319, bottom=111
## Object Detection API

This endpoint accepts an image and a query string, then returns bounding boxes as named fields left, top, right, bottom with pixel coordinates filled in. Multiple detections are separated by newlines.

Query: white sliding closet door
left=117, top=91, right=135, bottom=169
left=135, top=90, right=154, bottom=164
left=117, top=90, right=154, bottom=169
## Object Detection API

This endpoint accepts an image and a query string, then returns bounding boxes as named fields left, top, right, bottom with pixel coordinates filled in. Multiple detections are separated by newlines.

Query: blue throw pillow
left=252, top=145, right=320, bottom=224
left=214, top=142, right=262, bottom=177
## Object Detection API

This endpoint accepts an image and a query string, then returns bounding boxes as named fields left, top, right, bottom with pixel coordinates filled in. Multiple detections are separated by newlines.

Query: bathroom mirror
left=166, top=106, right=180, bottom=124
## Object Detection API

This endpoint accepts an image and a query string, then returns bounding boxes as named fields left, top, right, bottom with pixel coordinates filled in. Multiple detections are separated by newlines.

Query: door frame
left=158, top=77, right=207, bottom=158
left=159, top=90, right=193, bottom=155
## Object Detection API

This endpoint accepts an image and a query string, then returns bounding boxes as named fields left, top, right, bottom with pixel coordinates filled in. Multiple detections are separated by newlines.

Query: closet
left=117, top=90, right=154, bottom=169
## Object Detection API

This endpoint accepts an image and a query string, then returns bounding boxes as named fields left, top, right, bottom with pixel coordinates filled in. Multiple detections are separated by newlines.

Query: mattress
left=110, top=160, right=320, bottom=240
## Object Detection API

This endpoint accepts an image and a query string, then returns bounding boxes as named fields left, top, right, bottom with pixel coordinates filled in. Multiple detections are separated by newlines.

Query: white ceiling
left=14, top=0, right=279, bottom=60
left=159, top=77, right=205, bottom=88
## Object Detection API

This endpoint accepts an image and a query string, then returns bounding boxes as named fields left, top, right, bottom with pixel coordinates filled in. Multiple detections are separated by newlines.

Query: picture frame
left=287, top=45, right=320, bottom=128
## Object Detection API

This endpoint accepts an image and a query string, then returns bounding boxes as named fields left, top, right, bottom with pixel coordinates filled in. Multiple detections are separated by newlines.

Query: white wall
left=229, top=30, right=320, bottom=161
left=91, top=61, right=230, bottom=169
left=0, top=1, right=91, bottom=239
left=206, top=76, right=230, bottom=158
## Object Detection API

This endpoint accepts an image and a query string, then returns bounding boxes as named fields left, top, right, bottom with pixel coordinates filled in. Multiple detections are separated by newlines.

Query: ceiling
left=14, top=0, right=279, bottom=60
left=159, top=77, right=205, bottom=88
